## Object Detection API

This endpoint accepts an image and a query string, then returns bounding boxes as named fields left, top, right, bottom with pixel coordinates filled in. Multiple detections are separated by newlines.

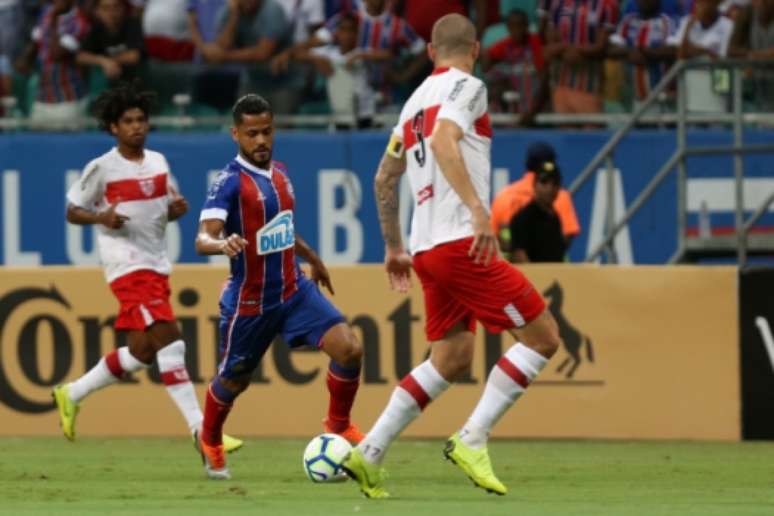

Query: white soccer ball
left=302, top=433, right=352, bottom=483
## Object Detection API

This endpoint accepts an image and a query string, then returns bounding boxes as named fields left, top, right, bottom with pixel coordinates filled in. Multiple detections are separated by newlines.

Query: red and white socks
left=68, top=346, right=149, bottom=402
left=459, top=343, right=548, bottom=449
left=67, top=341, right=205, bottom=437
left=157, top=340, right=203, bottom=434
left=358, top=360, right=450, bottom=464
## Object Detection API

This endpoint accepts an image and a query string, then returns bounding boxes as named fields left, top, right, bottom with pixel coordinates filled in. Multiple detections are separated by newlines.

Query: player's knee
left=217, top=375, right=250, bottom=397
left=437, top=347, right=474, bottom=381
left=452, top=354, right=474, bottom=380
left=338, top=332, right=363, bottom=368
left=128, top=339, right=155, bottom=364
left=524, top=312, right=562, bottom=359
left=348, top=333, right=363, bottom=363
left=533, top=330, right=561, bottom=359
left=148, top=321, right=182, bottom=348
left=323, top=325, right=363, bottom=367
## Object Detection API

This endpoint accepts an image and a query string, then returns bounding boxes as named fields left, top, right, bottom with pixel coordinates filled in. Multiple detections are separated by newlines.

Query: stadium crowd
left=0, top=0, right=772, bottom=128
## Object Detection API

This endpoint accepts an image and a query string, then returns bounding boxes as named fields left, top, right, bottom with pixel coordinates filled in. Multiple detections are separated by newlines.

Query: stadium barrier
left=0, top=264, right=738, bottom=440
left=739, top=267, right=774, bottom=439
left=2, top=130, right=774, bottom=267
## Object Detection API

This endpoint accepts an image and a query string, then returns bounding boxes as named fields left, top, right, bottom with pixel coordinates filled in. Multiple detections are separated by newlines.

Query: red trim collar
left=431, top=67, right=450, bottom=76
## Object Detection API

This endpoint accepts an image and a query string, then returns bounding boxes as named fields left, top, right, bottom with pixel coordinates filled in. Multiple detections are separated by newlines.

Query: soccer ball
left=302, top=433, right=352, bottom=483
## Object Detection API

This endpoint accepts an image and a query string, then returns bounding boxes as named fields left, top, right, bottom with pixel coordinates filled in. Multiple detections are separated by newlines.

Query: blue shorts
left=217, top=277, right=346, bottom=379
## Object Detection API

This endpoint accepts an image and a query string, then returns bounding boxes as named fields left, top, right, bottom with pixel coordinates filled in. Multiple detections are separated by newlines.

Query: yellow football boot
left=341, top=447, right=389, bottom=499
left=444, top=432, right=507, bottom=495
left=52, top=384, right=79, bottom=442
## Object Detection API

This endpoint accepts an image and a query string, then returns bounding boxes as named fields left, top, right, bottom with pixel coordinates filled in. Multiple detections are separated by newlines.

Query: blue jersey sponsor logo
left=257, top=209, right=295, bottom=255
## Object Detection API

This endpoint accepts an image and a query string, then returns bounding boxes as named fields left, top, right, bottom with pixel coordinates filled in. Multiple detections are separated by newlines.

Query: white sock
left=460, top=343, right=548, bottom=449
left=156, top=340, right=203, bottom=434
left=68, top=347, right=149, bottom=403
left=68, top=359, right=117, bottom=403
left=358, top=360, right=450, bottom=464
left=118, top=346, right=148, bottom=371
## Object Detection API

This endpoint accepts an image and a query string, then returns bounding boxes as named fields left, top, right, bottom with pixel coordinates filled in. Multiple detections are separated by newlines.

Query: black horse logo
left=543, top=281, right=594, bottom=378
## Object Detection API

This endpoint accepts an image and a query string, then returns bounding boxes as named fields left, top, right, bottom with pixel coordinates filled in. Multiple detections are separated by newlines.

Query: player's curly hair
left=232, top=94, right=272, bottom=125
left=93, top=81, right=155, bottom=132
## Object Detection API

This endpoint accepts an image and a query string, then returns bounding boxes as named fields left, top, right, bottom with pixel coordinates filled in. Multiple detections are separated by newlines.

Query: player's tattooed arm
left=375, top=147, right=413, bottom=293
left=296, top=236, right=335, bottom=295
left=195, top=219, right=247, bottom=258
left=374, top=151, right=407, bottom=251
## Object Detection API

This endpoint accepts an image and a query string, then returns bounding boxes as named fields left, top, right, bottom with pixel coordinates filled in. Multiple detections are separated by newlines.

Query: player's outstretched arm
left=430, top=119, right=497, bottom=265
left=66, top=202, right=129, bottom=229
left=374, top=148, right=412, bottom=292
left=295, top=236, right=335, bottom=295
left=195, top=219, right=247, bottom=258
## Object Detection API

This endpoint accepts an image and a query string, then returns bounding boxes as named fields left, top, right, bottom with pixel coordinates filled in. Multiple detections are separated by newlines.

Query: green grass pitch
left=2, top=437, right=774, bottom=515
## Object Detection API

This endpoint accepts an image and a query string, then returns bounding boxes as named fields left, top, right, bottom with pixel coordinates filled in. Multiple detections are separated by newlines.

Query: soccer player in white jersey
left=52, top=83, right=242, bottom=453
left=342, top=14, right=563, bottom=498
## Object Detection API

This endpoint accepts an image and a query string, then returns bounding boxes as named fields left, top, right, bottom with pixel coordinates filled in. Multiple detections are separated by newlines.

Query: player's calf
left=156, top=339, right=202, bottom=435
left=198, top=375, right=246, bottom=478
left=321, top=324, right=364, bottom=440
left=455, top=335, right=552, bottom=465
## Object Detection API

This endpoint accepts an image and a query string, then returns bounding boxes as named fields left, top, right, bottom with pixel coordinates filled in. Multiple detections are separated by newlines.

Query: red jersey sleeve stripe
left=474, top=113, right=493, bottom=138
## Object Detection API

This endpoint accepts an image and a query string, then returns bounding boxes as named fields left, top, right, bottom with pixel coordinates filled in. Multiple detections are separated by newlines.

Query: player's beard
left=243, top=145, right=272, bottom=170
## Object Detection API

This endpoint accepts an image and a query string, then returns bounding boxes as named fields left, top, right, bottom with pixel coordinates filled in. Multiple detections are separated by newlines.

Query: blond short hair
left=431, top=14, right=476, bottom=58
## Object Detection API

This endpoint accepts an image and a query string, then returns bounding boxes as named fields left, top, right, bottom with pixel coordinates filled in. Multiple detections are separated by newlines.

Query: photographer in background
left=491, top=141, right=580, bottom=258
left=510, top=161, right=569, bottom=263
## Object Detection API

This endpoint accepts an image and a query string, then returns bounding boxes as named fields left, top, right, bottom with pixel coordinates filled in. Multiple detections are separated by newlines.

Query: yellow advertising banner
left=0, top=264, right=739, bottom=440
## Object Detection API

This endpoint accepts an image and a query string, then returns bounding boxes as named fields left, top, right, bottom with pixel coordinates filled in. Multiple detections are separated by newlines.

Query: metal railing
left=6, top=84, right=774, bottom=132
left=4, top=106, right=774, bottom=131
left=565, top=58, right=774, bottom=266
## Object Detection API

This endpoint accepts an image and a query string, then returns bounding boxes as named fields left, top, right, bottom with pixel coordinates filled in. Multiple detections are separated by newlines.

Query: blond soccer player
left=342, top=14, right=563, bottom=498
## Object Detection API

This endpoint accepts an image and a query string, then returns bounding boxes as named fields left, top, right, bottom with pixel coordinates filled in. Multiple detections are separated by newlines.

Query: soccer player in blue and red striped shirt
left=195, top=94, right=365, bottom=480
left=482, top=9, right=550, bottom=125
left=315, top=0, right=427, bottom=99
left=609, top=0, right=677, bottom=105
left=542, top=0, right=620, bottom=114
left=318, top=0, right=424, bottom=55
left=16, top=0, right=91, bottom=125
